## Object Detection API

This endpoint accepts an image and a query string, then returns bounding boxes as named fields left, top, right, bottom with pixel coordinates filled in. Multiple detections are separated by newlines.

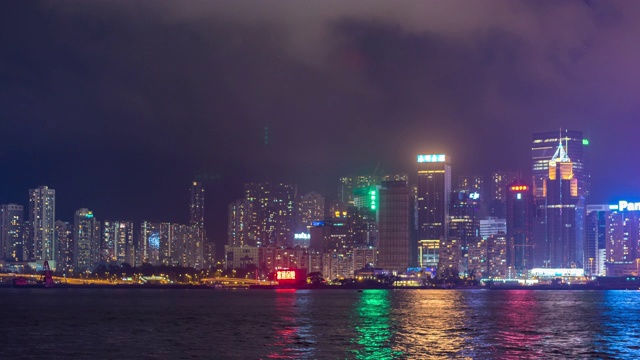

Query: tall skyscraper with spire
left=533, top=137, right=582, bottom=268
left=532, top=129, right=589, bottom=199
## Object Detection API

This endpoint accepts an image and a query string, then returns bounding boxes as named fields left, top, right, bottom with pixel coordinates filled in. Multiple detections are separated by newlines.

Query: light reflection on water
left=4, top=289, right=640, bottom=359
left=265, top=289, right=316, bottom=359
left=350, top=290, right=403, bottom=359
left=393, top=290, right=470, bottom=359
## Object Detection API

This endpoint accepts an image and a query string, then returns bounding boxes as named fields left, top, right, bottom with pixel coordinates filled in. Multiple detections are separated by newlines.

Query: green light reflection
left=351, top=290, right=403, bottom=359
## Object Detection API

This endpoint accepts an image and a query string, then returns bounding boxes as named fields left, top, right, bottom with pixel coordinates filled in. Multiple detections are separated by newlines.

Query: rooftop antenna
left=551, top=128, right=570, bottom=162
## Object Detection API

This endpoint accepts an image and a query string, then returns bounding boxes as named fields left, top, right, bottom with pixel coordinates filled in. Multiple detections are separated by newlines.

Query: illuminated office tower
left=0, top=204, right=24, bottom=261
left=534, top=140, right=581, bottom=268
left=417, top=154, right=451, bottom=244
left=449, top=191, right=481, bottom=275
left=532, top=129, right=589, bottom=198
left=73, top=208, right=99, bottom=272
left=353, top=185, right=380, bottom=248
left=377, top=176, right=410, bottom=273
left=585, top=205, right=608, bottom=275
left=29, top=186, right=56, bottom=261
left=506, top=182, right=534, bottom=273
left=309, top=219, right=349, bottom=252
left=479, top=218, right=506, bottom=239
left=297, top=191, right=326, bottom=232
left=102, top=221, right=135, bottom=265
left=456, top=175, right=483, bottom=200
left=139, top=221, right=161, bottom=266
left=55, top=221, right=73, bottom=272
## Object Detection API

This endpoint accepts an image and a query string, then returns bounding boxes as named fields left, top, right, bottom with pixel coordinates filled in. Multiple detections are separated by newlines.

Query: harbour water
left=3, top=288, right=640, bottom=359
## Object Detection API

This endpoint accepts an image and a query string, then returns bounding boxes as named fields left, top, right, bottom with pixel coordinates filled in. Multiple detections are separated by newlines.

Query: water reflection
left=596, top=291, right=640, bottom=358
left=492, top=290, right=543, bottom=359
left=394, top=290, right=469, bottom=358
left=351, top=290, right=402, bottom=359
left=266, top=289, right=315, bottom=359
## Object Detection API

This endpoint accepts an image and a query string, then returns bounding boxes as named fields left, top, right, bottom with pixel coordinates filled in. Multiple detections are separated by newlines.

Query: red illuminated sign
left=276, top=270, right=296, bottom=280
left=510, top=185, right=528, bottom=191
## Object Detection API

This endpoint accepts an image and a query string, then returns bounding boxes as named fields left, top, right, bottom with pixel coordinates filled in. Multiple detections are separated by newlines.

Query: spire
left=551, top=129, right=570, bottom=163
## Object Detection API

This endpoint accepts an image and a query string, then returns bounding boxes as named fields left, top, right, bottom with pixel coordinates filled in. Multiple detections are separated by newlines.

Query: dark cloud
left=1, top=1, right=640, bottom=248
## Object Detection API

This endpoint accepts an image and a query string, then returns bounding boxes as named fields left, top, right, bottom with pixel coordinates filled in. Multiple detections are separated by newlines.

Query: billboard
left=417, top=154, right=446, bottom=163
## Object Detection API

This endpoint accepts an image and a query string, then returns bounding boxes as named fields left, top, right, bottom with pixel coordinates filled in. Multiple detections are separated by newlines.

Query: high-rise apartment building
left=73, top=208, right=99, bottom=272
left=139, top=221, right=161, bottom=266
left=102, top=221, right=135, bottom=265
left=506, top=181, right=534, bottom=273
left=297, top=191, right=325, bottom=232
left=188, top=182, right=205, bottom=268
left=29, top=186, right=56, bottom=261
left=377, top=177, right=410, bottom=273
left=231, top=183, right=297, bottom=247
left=417, top=154, right=451, bottom=244
left=55, top=221, right=73, bottom=272
left=0, top=204, right=24, bottom=262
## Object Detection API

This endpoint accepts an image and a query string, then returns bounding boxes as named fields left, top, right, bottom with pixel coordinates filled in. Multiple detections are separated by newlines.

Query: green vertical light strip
left=583, top=139, right=589, bottom=145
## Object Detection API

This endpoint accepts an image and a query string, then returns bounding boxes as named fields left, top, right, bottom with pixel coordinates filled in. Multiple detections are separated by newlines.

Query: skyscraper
left=417, top=154, right=451, bottom=245
left=506, top=181, right=534, bottom=273
left=449, top=190, right=481, bottom=275
left=585, top=205, right=608, bottom=276
left=188, top=182, right=205, bottom=268
left=0, top=204, right=24, bottom=262
left=532, top=129, right=589, bottom=199
left=377, top=176, right=410, bottom=273
left=456, top=175, right=483, bottom=199
left=29, top=186, right=56, bottom=262
left=338, top=175, right=380, bottom=206
left=534, top=140, right=581, bottom=268
left=73, top=208, right=99, bottom=272
left=189, top=181, right=205, bottom=228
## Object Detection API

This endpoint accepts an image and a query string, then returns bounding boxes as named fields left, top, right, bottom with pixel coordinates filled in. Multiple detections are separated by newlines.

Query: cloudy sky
left=1, top=1, right=640, bottom=246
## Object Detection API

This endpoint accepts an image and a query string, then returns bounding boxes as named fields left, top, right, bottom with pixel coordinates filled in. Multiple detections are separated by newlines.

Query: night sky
left=2, top=1, right=640, bottom=249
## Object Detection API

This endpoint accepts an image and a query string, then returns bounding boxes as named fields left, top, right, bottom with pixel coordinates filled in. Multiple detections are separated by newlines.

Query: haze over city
left=2, top=1, right=640, bottom=252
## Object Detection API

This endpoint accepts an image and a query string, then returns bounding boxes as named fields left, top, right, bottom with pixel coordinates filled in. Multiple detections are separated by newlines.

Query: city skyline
left=0, top=127, right=636, bottom=258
